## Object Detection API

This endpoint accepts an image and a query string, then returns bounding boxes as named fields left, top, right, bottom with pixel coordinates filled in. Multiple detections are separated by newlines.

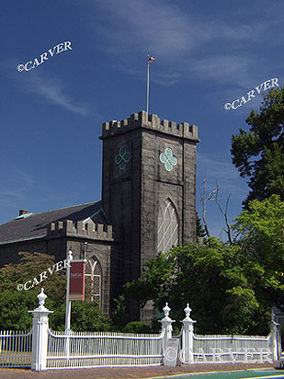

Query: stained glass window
left=85, top=256, right=102, bottom=305
left=157, top=199, right=179, bottom=252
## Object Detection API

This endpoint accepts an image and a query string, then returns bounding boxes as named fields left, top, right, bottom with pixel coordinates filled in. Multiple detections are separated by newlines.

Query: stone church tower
left=0, top=109, right=199, bottom=322
left=100, top=110, right=199, bottom=322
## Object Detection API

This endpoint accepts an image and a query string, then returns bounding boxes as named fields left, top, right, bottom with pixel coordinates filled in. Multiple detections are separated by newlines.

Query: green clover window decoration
left=115, top=146, right=131, bottom=170
left=160, top=147, right=177, bottom=171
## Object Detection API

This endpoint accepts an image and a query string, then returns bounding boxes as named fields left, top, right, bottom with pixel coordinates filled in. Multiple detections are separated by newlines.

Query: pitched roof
left=0, top=201, right=108, bottom=245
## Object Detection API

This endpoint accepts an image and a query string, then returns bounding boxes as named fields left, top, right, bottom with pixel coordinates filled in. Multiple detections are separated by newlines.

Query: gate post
left=181, top=304, right=196, bottom=364
left=271, top=318, right=280, bottom=361
left=28, top=288, right=53, bottom=371
left=160, top=303, right=175, bottom=351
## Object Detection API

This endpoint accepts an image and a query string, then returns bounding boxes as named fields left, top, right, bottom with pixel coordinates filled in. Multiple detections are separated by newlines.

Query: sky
left=0, top=0, right=283, bottom=238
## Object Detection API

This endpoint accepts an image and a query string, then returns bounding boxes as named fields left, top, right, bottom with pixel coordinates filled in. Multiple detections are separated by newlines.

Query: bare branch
left=201, top=179, right=210, bottom=237
left=214, top=189, right=233, bottom=245
left=200, top=179, right=219, bottom=238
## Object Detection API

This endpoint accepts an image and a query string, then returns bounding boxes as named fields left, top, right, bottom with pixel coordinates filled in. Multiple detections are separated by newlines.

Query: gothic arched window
left=157, top=199, right=179, bottom=253
left=85, top=256, right=102, bottom=305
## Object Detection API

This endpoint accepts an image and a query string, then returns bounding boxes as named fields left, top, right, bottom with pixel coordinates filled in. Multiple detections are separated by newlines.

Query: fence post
left=28, top=288, right=53, bottom=371
left=271, top=318, right=280, bottom=361
left=160, top=303, right=175, bottom=352
left=181, top=303, right=196, bottom=364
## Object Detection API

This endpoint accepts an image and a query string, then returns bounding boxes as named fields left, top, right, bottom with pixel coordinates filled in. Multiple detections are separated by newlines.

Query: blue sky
left=0, top=0, right=283, bottom=238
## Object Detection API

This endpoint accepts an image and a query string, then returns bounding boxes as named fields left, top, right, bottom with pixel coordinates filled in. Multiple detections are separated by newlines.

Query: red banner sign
left=69, top=261, right=85, bottom=301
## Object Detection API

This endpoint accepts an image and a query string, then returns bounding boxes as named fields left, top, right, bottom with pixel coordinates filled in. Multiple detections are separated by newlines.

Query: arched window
left=157, top=199, right=179, bottom=252
left=85, top=256, right=102, bottom=305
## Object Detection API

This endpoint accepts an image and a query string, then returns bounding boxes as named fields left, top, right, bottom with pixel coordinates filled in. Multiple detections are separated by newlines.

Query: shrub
left=123, top=321, right=153, bottom=334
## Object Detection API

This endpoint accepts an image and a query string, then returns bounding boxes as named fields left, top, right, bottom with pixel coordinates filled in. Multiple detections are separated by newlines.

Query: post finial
left=37, top=288, right=47, bottom=309
left=163, top=302, right=171, bottom=318
left=184, top=303, right=192, bottom=319
left=67, top=249, right=73, bottom=261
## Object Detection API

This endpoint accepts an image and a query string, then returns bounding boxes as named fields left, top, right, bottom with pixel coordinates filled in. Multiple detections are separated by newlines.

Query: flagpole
left=146, top=55, right=155, bottom=114
left=146, top=56, right=150, bottom=114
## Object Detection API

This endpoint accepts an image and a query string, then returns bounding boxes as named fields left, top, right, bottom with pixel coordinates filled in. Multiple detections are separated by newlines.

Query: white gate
left=0, top=329, right=32, bottom=368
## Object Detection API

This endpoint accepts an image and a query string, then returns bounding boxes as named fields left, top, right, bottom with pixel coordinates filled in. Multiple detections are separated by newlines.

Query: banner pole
left=65, top=249, right=73, bottom=332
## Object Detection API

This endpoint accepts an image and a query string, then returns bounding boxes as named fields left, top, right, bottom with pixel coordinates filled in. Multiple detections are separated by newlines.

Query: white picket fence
left=46, top=329, right=164, bottom=368
left=0, top=291, right=281, bottom=371
left=179, top=304, right=280, bottom=365
left=192, top=333, right=272, bottom=363
left=0, top=329, right=32, bottom=368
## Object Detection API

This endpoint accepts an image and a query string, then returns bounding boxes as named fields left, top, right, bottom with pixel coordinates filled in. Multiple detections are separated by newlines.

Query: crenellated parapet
left=100, top=110, right=199, bottom=142
left=46, top=220, right=113, bottom=241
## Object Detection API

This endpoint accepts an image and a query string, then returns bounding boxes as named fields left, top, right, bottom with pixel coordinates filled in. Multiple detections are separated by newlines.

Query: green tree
left=0, top=290, right=36, bottom=330
left=126, top=196, right=283, bottom=335
left=0, top=252, right=113, bottom=331
left=122, top=321, right=153, bottom=334
left=126, top=238, right=269, bottom=335
left=50, top=301, right=113, bottom=332
left=110, top=294, right=128, bottom=331
left=233, top=194, right=284, bottom=313
left=0, top=252, right=66, bottom=304
left=231, top=87, right=284, bottom=208
left=196, top=212, right=206, bottom=238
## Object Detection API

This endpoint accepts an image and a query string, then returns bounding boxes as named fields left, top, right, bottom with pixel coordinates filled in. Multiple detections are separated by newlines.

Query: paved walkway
left=0, top=363, right=280, bottom=379
left=179, top=369, right=284, bottom=379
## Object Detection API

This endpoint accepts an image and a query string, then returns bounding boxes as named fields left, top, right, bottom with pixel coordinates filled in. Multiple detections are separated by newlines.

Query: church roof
left=0, top=201, right=108, bottom=245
